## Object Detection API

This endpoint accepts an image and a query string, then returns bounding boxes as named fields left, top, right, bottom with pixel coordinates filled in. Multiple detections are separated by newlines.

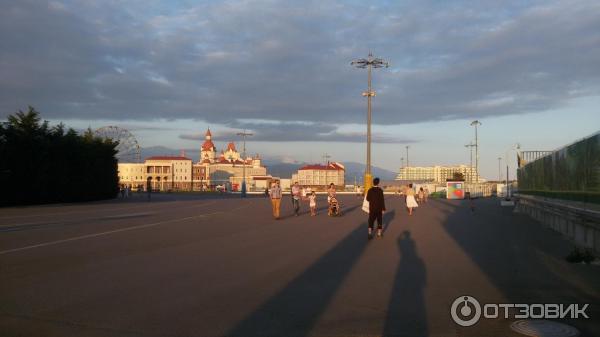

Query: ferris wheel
left=94, top=126, right=141, bottom=163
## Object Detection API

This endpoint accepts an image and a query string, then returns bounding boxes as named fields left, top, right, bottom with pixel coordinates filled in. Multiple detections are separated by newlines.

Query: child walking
left=309, top=191, right=317, bottom=216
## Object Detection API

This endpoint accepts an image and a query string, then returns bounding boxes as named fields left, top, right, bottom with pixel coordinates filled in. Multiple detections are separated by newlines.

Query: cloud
left=178, top=119, right=416, bottom=143
left=1, top=0, right=599, bottom=130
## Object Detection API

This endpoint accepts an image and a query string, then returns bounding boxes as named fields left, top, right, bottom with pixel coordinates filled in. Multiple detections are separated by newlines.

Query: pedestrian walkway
left=0, top=196, right=598, bottom=337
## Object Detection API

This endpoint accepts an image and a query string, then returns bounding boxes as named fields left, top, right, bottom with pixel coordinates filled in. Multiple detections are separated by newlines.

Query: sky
left=1, top=0, right=599, bottom=179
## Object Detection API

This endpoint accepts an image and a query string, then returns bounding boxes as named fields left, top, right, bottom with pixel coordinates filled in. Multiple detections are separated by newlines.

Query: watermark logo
left=451, top=296, right=481, bottom=327
left=450, top=295, right=590, bottom=327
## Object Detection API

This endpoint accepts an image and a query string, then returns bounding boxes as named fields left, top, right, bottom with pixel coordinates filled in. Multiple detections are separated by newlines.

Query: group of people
left=365, top=180, right=428, bottom=239
left=267, top=179, right=428, bottom=241
left=403, top=183, right=428, bottom=215
left=268, top=181, right=338, bottom=219
left=119, top=184, right=132, bottom=198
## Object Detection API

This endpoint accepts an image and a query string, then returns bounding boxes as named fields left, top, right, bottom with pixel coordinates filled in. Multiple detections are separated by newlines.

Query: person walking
left=405, top=183, right=419, bottom=215
left=418, top=187, right=425, bottom=204
left=146, top=180, right=152, bottom=201
left=309, top=191, right=317, bottom=216
left=291, top=182, right=301, bottom=216
left=327, top=183, right=336, bottom=205
left=366, top=177, right=386, bottom=239
left=269, top=181, right=282, bottom=219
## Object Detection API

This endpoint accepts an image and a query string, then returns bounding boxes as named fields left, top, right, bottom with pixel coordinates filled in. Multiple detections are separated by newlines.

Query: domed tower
left=200, top=128, right=216, bottom=163
left=223, top=141, right=240, bottom=162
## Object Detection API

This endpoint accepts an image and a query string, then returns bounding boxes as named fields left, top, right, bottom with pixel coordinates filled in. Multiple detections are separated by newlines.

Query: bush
left=565, top=247, right=596, bottom=264
left=0, top=107, right=119, bottom=206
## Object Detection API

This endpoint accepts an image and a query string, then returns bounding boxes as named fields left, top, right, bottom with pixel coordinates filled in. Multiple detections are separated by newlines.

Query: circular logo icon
left=451, top=295, right=481, bottom=327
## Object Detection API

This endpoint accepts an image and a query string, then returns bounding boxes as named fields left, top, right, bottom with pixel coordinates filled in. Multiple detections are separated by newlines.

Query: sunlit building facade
left=291, top=162, right=345, bottom=187
left=396, top=165, right=482, bottom=183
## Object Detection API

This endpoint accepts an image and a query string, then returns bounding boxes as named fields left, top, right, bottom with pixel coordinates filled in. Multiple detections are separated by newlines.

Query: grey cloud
left=178, top=120, right=416, bottom=144
left=1, top=0, right=599, bottom=129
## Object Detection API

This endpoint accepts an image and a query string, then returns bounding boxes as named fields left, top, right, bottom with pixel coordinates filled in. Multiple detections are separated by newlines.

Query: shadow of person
left=226, top=222, right=371, bottom=337
left=383, top=230, right=428, bottom=336
left=382, top=210, right=396, bottom=233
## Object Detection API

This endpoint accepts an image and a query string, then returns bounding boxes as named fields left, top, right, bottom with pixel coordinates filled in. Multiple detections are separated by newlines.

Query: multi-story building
left=291, top=162, right=345, bottom=188
left=198, top=129, right=268, bottom=190
left=118, top=156, right=196, bottom=191
left=118, top=128, right=271, bottom=191
left=395, top=165, right=482, bottom=183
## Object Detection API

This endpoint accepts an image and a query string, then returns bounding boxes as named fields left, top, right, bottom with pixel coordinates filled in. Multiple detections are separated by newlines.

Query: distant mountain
left=263, top=162, right=303, bottom=178
left=342, top=162, right=397, bottom=182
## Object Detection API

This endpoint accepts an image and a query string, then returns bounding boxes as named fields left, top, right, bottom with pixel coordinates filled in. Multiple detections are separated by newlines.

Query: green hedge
left=518, top=133, right=600, bottom=194
left=0, top=107, right=119, bottom=206
left=518, top=190, right=600, bottom=204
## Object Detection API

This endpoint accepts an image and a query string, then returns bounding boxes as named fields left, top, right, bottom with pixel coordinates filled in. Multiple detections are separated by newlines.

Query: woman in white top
left=405, top=183, right=419, bottom=215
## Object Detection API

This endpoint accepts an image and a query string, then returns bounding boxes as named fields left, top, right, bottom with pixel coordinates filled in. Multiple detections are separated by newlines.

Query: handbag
left=362, top=195, right=369, bottom=213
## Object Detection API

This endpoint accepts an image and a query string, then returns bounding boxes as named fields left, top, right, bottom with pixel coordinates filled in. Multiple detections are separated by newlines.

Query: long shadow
left=383, top=230, right=428, bottom=336
left=382, top=210, right=396, bottom=233
left=437, top=198, right=600, bottom=336
left=226, top=219, right=370, bottom=336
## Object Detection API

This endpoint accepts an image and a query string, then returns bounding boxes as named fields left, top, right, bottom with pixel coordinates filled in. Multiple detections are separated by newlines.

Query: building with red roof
left=118, top=128, right=269, bottom=192
left=196, top=128, right=268, bottom=191
left=292, top=162, right=345, bottom=187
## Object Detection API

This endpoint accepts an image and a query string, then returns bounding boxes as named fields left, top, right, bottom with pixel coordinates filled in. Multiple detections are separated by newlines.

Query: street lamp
left=470, top=120, right=482, bottom=183
left=351, top=52, right=389, bottom=192
left=322, top=153, right=331, bottom=186
left=237, top=130, right=253, bottom=197
left=497, top=157, right=502, bottom=181
left=405, top=145, right=410, bottom=168
left=465, top=142, right=475, bottom=182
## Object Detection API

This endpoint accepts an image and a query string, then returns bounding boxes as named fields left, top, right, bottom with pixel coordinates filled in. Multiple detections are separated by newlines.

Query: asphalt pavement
left=1, top=193, right=598, bottom=337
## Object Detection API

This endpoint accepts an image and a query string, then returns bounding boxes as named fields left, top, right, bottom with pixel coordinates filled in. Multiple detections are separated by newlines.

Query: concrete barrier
left=515, top=194, right=600, bottom=254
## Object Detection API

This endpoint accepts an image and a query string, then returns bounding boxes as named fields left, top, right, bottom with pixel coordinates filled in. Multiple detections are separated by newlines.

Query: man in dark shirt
left=366, top=177, right=386, bottom=239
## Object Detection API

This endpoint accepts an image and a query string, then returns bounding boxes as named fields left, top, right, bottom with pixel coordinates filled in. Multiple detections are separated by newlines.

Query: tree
left=0, top=107, right=119, bottom=206
left=452, top=172, right=465, bottom=181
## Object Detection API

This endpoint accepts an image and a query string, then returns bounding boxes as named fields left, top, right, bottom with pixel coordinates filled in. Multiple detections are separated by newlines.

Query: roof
left=299, top=162, right=345, bottom=171
left=205, top=128, right=212, bottom=137
left=252, top=176, right=273, bottom=180
left=146, top=156, right=192, bottom=161
left=202, top=140, right=215, bottom=150
left=226, top=142, right=236, bottom=151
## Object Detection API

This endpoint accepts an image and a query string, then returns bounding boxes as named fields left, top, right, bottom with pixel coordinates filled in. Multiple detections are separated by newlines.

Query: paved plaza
left=1, top=194, right=599, bottom=337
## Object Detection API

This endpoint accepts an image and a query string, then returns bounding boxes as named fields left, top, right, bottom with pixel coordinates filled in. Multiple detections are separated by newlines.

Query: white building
left=395, top=165, right=482, bottom=183
left=118, top=128, right=271, bottom=191
left=292, top=162, right=345, bottom=188
left=118, top=156, right=194, bottom=191
left=198, top=129, right=268, bottom=190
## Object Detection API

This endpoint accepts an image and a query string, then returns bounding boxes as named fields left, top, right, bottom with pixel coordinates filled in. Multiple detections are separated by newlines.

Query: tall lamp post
left=465, top=142, right=475, bottom=182
left=322, top=153, right=331, bottom=185
left=470, top=120, right=482, bottom=183
left=237, top=131, right=253, bottom=198
left=351, top=52, right=389, bottom=192
left=497, top=157, right=502, bottom=181
left=405, top=145, right=410, bottom=181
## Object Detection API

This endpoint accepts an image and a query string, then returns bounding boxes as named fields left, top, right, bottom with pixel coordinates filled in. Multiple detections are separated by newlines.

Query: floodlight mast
left=236, top=130, right=253, bottom=197
left=351, top=52, right=389, bottom=192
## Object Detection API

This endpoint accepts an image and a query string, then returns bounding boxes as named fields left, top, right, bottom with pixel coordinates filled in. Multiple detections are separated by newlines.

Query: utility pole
left=322, top=153, right=331, bottom=185
left=351, top=52, right=389, bottom=192
left=236, top=130, right=253, bottom=197
left=465, top=142, right=475, bottom=182
left=470, top=120, right=482, bottom=183
left=498, top=157, right=502, bottom=182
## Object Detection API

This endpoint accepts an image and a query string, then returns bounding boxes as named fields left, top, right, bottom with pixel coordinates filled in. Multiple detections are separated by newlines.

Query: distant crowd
left=267, top=179, right=429, bottom=240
